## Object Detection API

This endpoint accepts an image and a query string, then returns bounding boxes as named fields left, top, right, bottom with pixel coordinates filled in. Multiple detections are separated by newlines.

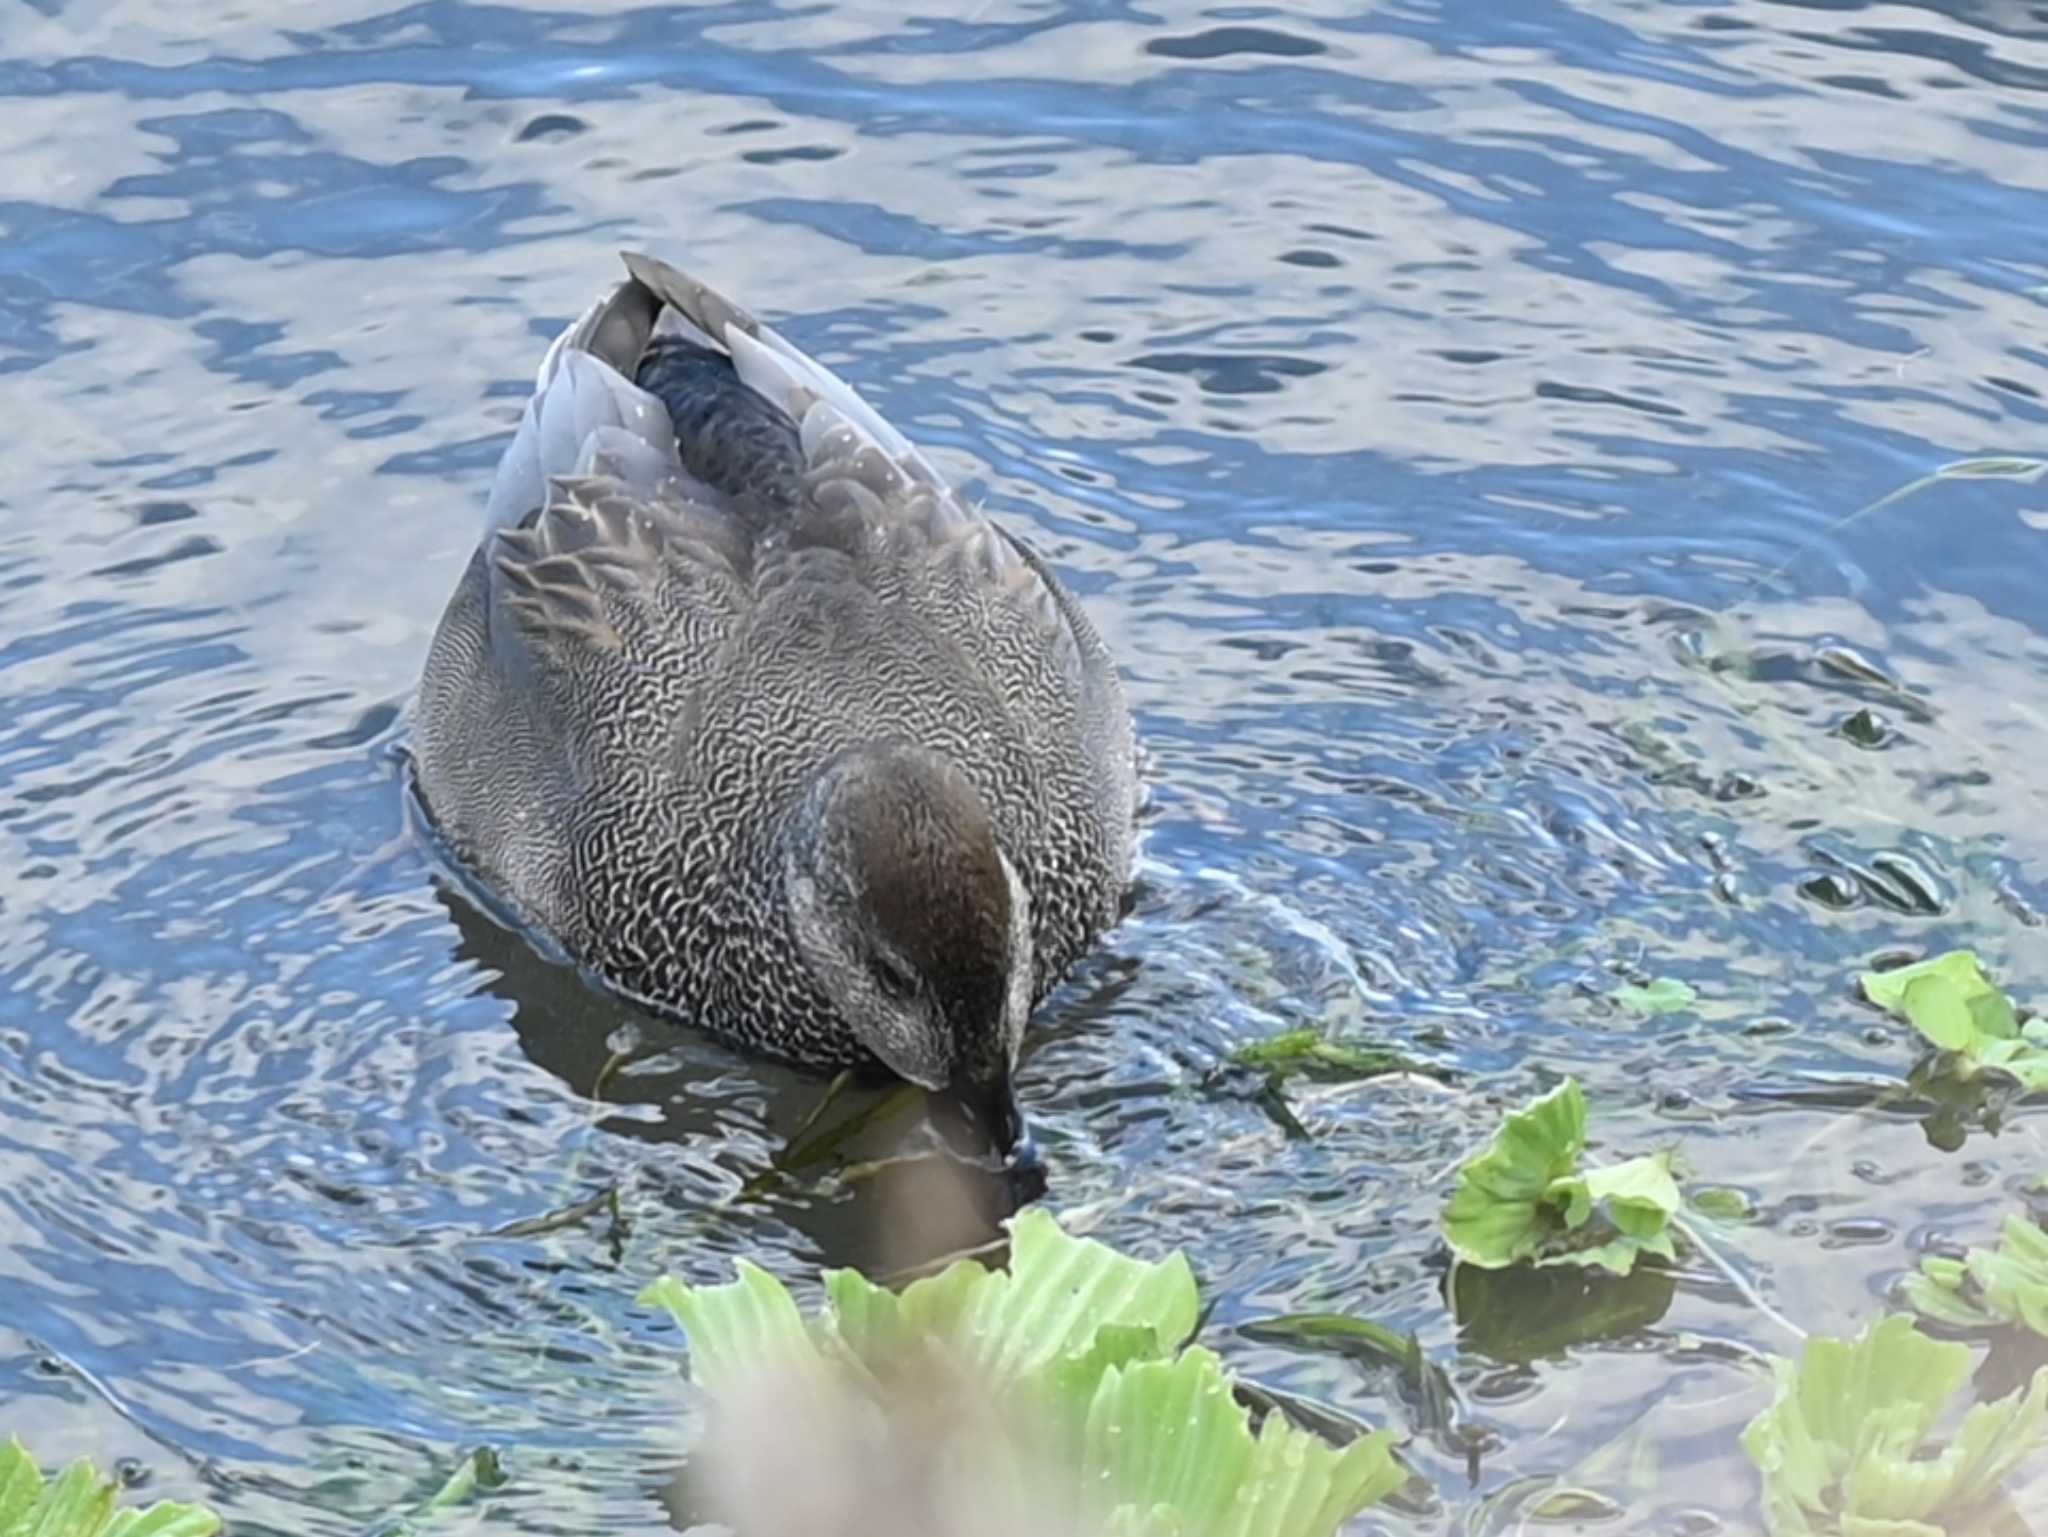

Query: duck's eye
left=872, top=955, right=918, bottom=999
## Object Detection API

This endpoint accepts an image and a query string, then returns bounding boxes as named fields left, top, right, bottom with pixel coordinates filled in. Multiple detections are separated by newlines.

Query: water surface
left=5, top=0, right=2048, bottom=1530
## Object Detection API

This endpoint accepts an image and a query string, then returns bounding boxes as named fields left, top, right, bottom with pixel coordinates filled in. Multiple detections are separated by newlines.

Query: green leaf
left=1042, top=1323, right=1165, bottom=1412
left=655, top=1210, right=1197, bottom=1394
left=640, top=1209, right=1398, bottom=1537
left=1238, top=1314, right=1410, bottom=1367
left=1905, top=1214, right=2048, bottom=1338
left=1578, top=1153, right=1682, bottom=1236
left=1528, top=1487, right=1625, bottom=1521
left=1978, top=1045, right=2048, bottom=1093
left=1611, top=978, right=1697, bottom=1016
left=1443, top=1080, right=1588, bottom=1268
left=1549, top=1227, right=1675, bottom=1278
left=1236, top=1389, right=1404, bottom=1537
left=1689, top=1185, right=1754, bottom=1223
left=1935, top=457, right=2048, bottom=481
left=0, top=1441, right=217, bottom=1537
left=1443, top=1080, right=1679, bottom=1274
left=1860, top=951, right=2048, bottom=1090
left=1240, top=1314, right=1466, bottom=1448
left=382, top=1446, right=508, bottom=1532
left=1229, top=1030, right=1440, bottom=1085
left=30, top=1464, right=117, bottom=1537
left=1901, top=975, right=1977, bottom=1051
left=1861, top=951, right=2001, bottom=1014
left=1074, top=1350, right=1403, bottom=1537
left=820, top=1262, right=920, bottom=1374
left=100, top=1509, right=222, bottom=1537
left=0, top=1442, right=40, bottom=1531
left=1903, top=1256, right=1993, bottom=1330
left=1971, top=990, right=2022, bottom=1041
left=1742, top=1314, right=2048, bottom=1535
left=638, top=1259, right=823, bottom=1396
left=915, top=1208, right=1200, bottom=1384
left=1230, top=1028, right=1326, bottom=1071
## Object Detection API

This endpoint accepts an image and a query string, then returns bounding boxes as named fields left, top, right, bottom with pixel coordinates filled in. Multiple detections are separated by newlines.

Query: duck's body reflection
left=434, top=876, right=1036, bottom=1279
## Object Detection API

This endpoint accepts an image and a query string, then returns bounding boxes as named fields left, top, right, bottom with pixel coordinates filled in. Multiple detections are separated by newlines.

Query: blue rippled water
left=4, top=1, right=2048, bottom=1530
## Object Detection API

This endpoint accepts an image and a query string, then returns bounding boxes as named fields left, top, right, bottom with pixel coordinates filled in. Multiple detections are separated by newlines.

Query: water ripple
left=3, top=0, right=2048, bottom=1530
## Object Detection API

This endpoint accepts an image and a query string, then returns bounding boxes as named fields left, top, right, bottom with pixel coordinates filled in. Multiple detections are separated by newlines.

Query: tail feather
left=618, top=251, right=948, bottom=492
left=485, top=281, right=680, bottom=535
left=482, top=250, right=956, bottom=537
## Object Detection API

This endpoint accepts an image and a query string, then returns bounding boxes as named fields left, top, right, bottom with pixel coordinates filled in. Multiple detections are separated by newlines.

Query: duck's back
left=412, top=254, right=1135, bottom=1059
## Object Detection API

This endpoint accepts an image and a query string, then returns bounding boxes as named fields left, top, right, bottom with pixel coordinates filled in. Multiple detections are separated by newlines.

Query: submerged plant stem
left=1668, top=1212, right=1805, bottom=1345
left=1739, top=456, right=2048, bottom=607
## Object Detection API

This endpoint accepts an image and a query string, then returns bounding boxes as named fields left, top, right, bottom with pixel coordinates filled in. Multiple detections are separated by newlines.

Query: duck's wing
left=485, top=476, right=750, bottom=704
left=470, top=279, right=757, bottom=770
left=617, top=252, right=1121, bottom=701
left=482, top=277, right=738, bottom=534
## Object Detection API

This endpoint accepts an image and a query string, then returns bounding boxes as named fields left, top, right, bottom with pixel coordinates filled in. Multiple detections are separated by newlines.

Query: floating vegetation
left=1442, top=1078, right=1682, bottom=1276
left=1745, top=456, right=2048, bottom=602
left=1742, top=1315, right=2048, bottom=1537
left=26, top=951, right=2048, bottom=1537
left=1237, top=1312, right=1478, bottom=1465
left=1907, top=1213, right=2048, bottom=1337
left=1860, top=950, right=2048, bottom=1091
left=0, top=1439, right=217, bottom=1537
left=737, top=1075, right=926, bottom=1201
left=386, top=1447, right=507, bottom=1533
left=1229, top=1028, right=1447, bottom=1086
left=640, top=1208, right=1403, bottom=1537
left=1212, top=1028, right=1451, bottom=1142
left=1610, top=977, right=1697, bottom=1016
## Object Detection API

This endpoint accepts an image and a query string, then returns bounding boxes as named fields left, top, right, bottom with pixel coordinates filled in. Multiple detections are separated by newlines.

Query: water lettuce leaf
left=639, top=1256, right=817, bottom=1392
left=1905, top=1214, right=2048, bottom=1335
left=0, top=1439, right=218, bottom=1537
left=1442, top=1080, right=1588, bottom=1267
left=1741, top=1314, right=2048, bottom=1536
left=1052, top=1347, right=1398, bottom=1537
left=1612, top=978, right=1697, bottom=1016
left=1442, top=1079, right=1680, bottom=1275
left=1859, top=952, right=2048, bottom=1089
left=639, top=1208, right=1402, bottom=1537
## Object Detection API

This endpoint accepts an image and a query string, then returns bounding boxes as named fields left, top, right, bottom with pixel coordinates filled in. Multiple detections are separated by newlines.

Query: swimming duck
left=411, top=252, right=1137, bottom=1164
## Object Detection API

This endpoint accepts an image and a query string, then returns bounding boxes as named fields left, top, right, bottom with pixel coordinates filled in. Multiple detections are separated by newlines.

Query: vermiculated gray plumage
left=412, top=252, right=1137, bottom=1089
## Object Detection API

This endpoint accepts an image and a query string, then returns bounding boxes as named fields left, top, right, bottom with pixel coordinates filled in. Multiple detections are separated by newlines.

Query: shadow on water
left=433, top=876, right=1035, bottom=1280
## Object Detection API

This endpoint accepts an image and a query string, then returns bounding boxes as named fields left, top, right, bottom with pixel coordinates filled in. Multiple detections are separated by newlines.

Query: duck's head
left=782, top=742, right=1036, bottom=1167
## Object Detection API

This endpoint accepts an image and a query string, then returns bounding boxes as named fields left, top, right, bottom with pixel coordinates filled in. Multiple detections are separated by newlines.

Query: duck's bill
left=928, top=1075, right=1039, bottom=1176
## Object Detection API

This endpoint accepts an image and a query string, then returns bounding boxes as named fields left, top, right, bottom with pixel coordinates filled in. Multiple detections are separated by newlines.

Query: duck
left=411, top=251, right=1137, bottom=1166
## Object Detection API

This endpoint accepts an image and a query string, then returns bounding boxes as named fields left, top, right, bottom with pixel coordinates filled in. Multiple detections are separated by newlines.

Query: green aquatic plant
left=1860, top=950, right=2048, bottom=1090
left=1218, top=1028, right=1450, bottom=1142
left=1230, top=1028, right=1436, bottom=1084
left=1238, top=1313, right=1468, bottom=1446
left=1442, top=1078, right=1680, bottom=1276
left=0, top=1439, right=217, bottom=1537
left=1741, top=1314, right=2048, bottom=1536
left=1742, top=456, right=2048, bottom=604
left=1611, top=977, right=1697, bottom=1016
left=380, top=1447, right=507, bottom=1534
left=1906, top=1213, right=2048, bottom=1336
left=640, top=1207, right=1403, bottom=1537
